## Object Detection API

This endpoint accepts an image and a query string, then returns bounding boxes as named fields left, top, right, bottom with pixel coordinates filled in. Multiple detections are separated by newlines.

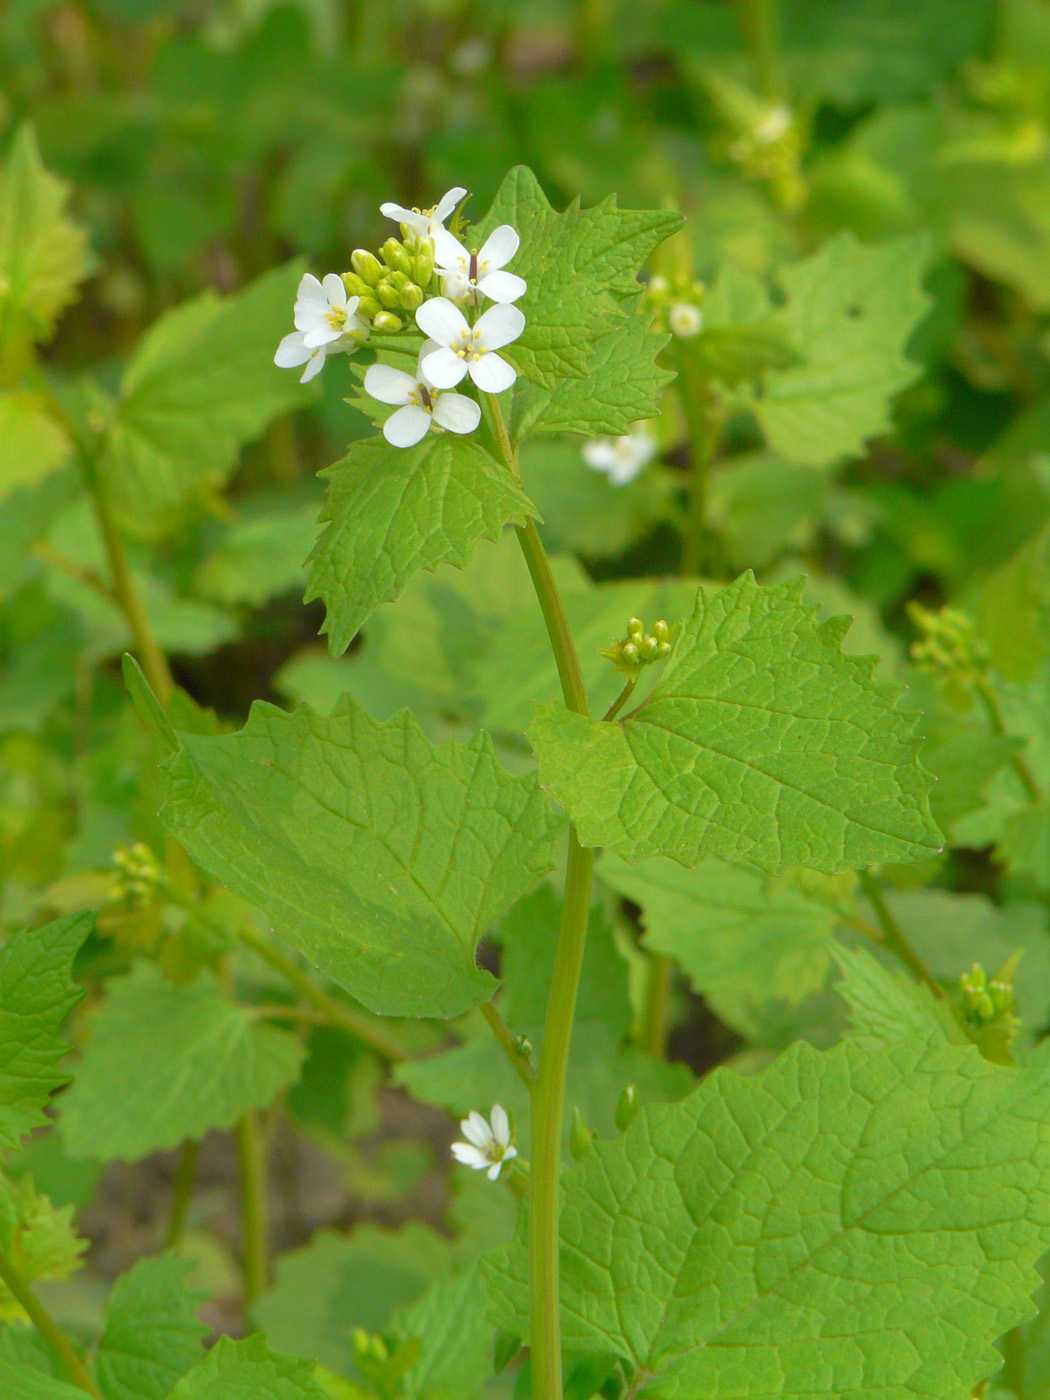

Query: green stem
left=974, top=676, right=1042, bottom=804
left=602, top=678, right=636, bottom=723
left=165, top=1139, right=201, bottom=1249
left=677, top=353, right=722, bottom=578
left=484, top=392, right=594, bottom=1400
left=733, top=0, right=786, bottom=101
left=858, top=869, right=944, bottom=998
left=481, top=1000, right=536, bottom=1087
left=639, top=952, right=674, bottom=1057
left=0, top=1246, right=100, bottom=1395
left=239, top=926, right=408, bottom=1063
left=236, top=1110, right=270, bottom=1313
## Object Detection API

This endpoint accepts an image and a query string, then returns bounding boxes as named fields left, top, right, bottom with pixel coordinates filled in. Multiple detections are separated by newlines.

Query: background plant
left=5, top=2, right=1050, bottom=1399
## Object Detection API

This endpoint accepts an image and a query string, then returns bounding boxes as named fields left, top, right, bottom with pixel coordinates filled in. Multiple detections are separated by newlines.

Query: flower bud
left=627, top=617, right=644, bottom=640
left=570, top=1107, right=593, bottom=1160
left=640, top=635, right=659, bottom=660
left=652, top=619, right=669, bottom=643
left=621, top=642, right=638, bottom=664
left=380, top=237, right=415, bottom=277
left=350, top=249, right=383, bottom=285
left=398, top=282, right=424, bottom=312
left=372, top=310, right=403, bottom=333
left=657, top=640, right=672, bottom=659
left=615, top=1084, right=638, bottom=1132
left=375, top=279, right=402, bottom=311
left=414, top=238, right=436, bottom=284
left=356, top=295, right=382, bottom=320
left=342, top=272, right=373, bottom=300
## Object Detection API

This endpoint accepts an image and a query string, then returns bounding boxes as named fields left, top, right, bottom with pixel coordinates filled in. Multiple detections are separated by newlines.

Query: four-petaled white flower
left=432, top=224, right=526, bottom=305
left=451, top=1106, right=517, bottom=1181
left=364, top=343, right=482, bottom=448
left=582, top=421, right=658, bottom=485
left=275, top=273, right=369, bottom=383
left=380, top=186, right=467, bottom=242
left=416, top=297, right=524, bottom=394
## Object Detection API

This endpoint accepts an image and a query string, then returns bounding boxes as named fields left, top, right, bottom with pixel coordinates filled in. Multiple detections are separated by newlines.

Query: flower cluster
left=601, top=617, right=672, bottom=679
left=275, top=186, right=527, bottom=448
left=582, top=421, right=658, bottom=485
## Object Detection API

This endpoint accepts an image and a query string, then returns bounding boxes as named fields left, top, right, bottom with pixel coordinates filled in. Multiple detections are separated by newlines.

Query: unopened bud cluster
left=644, top=274, right=704, bottom=339
left=109, top=841, right=162, bottom=905
left=907, top=602, right=989, bottom=683
left=959, top=957, right=1019, bottom=1030
left=342, top=236, right=435, bottom=334
left=601, top=617, right=672, bottom=678
left=728, top=103, right=802, bottom=189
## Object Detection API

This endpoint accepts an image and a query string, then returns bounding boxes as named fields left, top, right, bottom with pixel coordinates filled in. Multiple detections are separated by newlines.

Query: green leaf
left=0, top=1358, right=85, bottom=1400
left=0, top=913, right=92, bottom=1153
left=484, top=1034, right=1050, bottom=1398
left=753, top=233, right=932, bottom=468
left=306, top=435, right=536, bottom=655
left=169, top=1336, right=331, bottom=1400
left=833, top=943, right=967, bottom=1052
left=529, top=573, right=942, bottom=872
left=60, top=963, right=305, bottom=1161
left=131, top=690, right=563, bottom=1019
left=389, top=1266, right=494, bottom=1400
left=597, top=853, right=843, bottom=1040
left=96, top=1254, right=207, bottom=1400
left=98, top=263, right=313, bottom=525
left=0, top=126, right=89, bottom=348
left=974, top=521, right=1050, bottom=681
left=255, top=1226, right=450, bottom=1382
left=0, top=394, right=71, bottom=503
left=922, top=725, right=1021, bottom=838
left=0, top=1174, right=86, bottom=1318
left=194, top=500, right=321, bottom=607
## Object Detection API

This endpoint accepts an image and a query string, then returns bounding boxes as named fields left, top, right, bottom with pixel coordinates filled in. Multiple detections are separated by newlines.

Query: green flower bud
left=657, top=640, right=672, bottom=659
left=357, top=295, right=382, bottom=320
left=341, top=272, right=373, bottom=300
left=615, top=1084, right=638, bottom=1133
left=652, top=619, right=670, bottom=643
left=621, top=642, right=639, bottom=664
left=376, top=279, right=402, bottom=311
left=627, top=617, right=644, bottom=640
left=414, top=238, right=436, bottom=285
left=380, top=237, right=415, bottom=277
left=570, top=1107, right=593, bottom=1160
left=350, top=249, right=383, bottom=285
left=372, top=310, right=403, bottom=333
left=398, top=282, right=424, bottom=312
left=640, top=635, right=659, bottom=660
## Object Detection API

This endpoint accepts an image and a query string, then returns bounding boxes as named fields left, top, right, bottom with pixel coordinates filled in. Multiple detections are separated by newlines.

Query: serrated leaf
left=255, top=1226, right=450, bottom=1382
left=755, top=233, right=932, bottom=468
left=833, top=943, right=967, bottom=1052
left=0, top=1175, right=85, bottom=1319
left=529, top=573, right=941, bottom=872
left=0, top=914, right=92, bottom=1153
left=0, top=1358, right=85, bottom=1400
left=98, top=263, right=313, bottom=524
left=306, top=435, right=536, bottom=655
left=484, top=1034, right=1050, bottom=1398
left=597, top=852, right=842, bottom=1040
left=96, top=1254, right=207, bottom=1400
left=169, top=1335, right=331, bottom=1400
left=0, top=394, right=71, bottom=503
left=0, top=126, right=89, bottom=347
left=60, top=963, right=305, bottom=1161
left=130, top=687, right=563, bottom=1019
left=389, top=1266, right=494, bottom=1400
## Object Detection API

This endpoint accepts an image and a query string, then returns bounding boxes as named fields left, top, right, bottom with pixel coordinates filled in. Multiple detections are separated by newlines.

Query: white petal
left=302, top=323, right=347, bottom=349
left=477, top=270, right=527, bottom=304
left=294, top=300, right=331, bottom=333
left=478, top=224, right=519, bottom=270
left=474, top=301, right=525, bottom=350
left=416, top=296, right=468, bottom=346
left=433, top=186, right=468, bottom=222
left=461, top=1111, right=492, bottom=1148
left=486, top=1161, right=503, bottom=1181
left=432, top=392, right=481, bottom=435
left=431, top=226, right=469, bottom=271
left=380, top=201, right=427, bottom=235
left=451, top=1142, right=488, bottom=1168
left=274, top=331, right=311, bottom=368
left=421, top=345, right=468, bottom=389
left=469, top=352, right=516, bottom=393
left=440, top=270, right=471, bottom=305
left=417, top=340, right=442, bottom=380
left=490, top=1105, right=510, bottom=1145
left=364, top=363, right=416, bottom=405
left=295, top=273, right=326, bottom=304
left=503, top=1145, right=518, bottom=1162
left=383, top=404, right=431, bottom=448
left=299, top=347, right=326, bottom=383
left=582, top=440, right=615, bottom=470
left=322, top=273, right=347, bottom=309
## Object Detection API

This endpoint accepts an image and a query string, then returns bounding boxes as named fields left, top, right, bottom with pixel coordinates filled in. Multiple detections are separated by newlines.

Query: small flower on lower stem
left=275, top=273, right=369, bottom=383
left=416, top=297, right=524, bottom=393
left=668, top=302, right=702, bottom=338
left=364, top=343, right=481, bottom=448
left=582, top=421, right=658, bottom=486
left=451, top=1105, right=517, bottom=1181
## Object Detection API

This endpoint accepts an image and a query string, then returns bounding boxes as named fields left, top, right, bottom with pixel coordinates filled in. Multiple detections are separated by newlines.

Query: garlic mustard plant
left=364, top=344, right=481, bottom=447
left=432, top=223, right=527, bottom=305
left=274, top=272, right=368, bottom=381
left=416, top=297, right=524, bottom=392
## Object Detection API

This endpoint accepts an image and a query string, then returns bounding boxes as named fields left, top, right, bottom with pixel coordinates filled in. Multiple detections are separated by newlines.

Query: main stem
left=484, top=393, right=593, bottom=1400
left=858, top=869, right=944, bottom=998
left=0, top=1246, right=100, bottom=1395
left=236, top=1109, right=270, bottom=1313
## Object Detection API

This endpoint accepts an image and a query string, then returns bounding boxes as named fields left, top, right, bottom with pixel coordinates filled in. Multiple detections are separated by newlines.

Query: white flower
left=755, top=104, right=793, bottom=145
left=416, top=297, right=524, bottom=394
left=582, top=422, right=658, bottom=486
left=274, top=273, right=369, bottom=383
left=431, top=224, right=526, bottom=305
left=451, top=1105, right=517, bottom=1181
left=668, top=302, right=702, bottom=338
left=380, top=186, right=467, bottom=242
left=364, top=343, right=482, bottom=448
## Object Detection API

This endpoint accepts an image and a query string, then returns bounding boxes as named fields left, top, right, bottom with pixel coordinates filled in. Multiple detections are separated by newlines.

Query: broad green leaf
left=306, top=435, right=536, bottom=655
left=754, top=233, right=931, bottom=468
left=389, top=1266, right=494, bottom=1400
left=473, top=165, right=682, bottom=389
left=96, top=1254, right=206, bottom=1400
left=0, top=126, right=89, bottom=348
left=0, top=913, right=92, bottom=1153
left=833, top=943, right=967, bottom=1052
left=194, top=500, right=321, bottom=607
left=0, top=394, right=71, bottom=503
left=128, top=676, right=563, bottom=1019
left=60, top=963, right=305, bottom=1161
left=922, top=725, right=1021, bottom=837
left=0, top=1174, right=85, bottom=1319
left=0, top=1358, right=85, bottom=1400
left=1006, top=1253, right=1050, bottom=1400
left=529, top=573, right=942, bottom=872
left=255, top=1226, right=450, bottom=1381
left=169, top=1335, right=330, bottom=1400
left=485, top=1034, right=1050, bottom=1398
left=597, top=852, right=843, bottom=1040
left=98, top=263, right=312, bottom=524
left=974, top=521, right=1050, bottom=681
